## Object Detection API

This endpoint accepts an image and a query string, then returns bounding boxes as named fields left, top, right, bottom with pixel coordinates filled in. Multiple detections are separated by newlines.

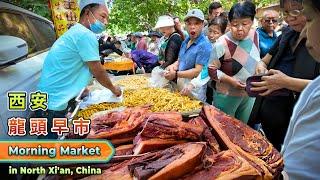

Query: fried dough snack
left=76, top=88, right=202, bottom=119
left=76, top=103, right=121, bottom=120
left=123, top=88, right=201, bottom=112
left=114, top=76, right=150, bottom=89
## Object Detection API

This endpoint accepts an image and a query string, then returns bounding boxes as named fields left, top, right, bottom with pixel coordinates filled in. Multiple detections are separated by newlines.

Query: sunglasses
left=281, top=9, right=304, bottom=18
left=263, top=19, right=278, bottom=23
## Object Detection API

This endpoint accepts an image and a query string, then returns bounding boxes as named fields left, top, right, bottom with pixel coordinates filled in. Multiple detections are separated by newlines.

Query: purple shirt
left=131, top=50, right=158, bottom=71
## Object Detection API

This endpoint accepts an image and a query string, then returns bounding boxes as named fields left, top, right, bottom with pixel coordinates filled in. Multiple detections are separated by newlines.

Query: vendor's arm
left=78, top=33, right=121, bottom=97
left=87, top=61, right=121, bottom=96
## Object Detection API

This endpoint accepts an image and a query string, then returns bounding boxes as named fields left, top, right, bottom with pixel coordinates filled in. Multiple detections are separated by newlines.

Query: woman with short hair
left=208, top=1, right=259, bottom=123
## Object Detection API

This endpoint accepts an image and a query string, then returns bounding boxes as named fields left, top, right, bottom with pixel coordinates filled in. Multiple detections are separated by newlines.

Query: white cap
left=154, top=15, right=175, bottom=29
left=79, top=0, right=106, bottom=12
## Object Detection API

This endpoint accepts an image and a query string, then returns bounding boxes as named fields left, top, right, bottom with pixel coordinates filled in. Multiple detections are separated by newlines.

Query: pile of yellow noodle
left=75, top=88, right=201, bottom=119
left=114, top=76, right=150, bottom=89
left=75, top=103, right=120, bottom=120
left=123, top=88, right=201, bottom=112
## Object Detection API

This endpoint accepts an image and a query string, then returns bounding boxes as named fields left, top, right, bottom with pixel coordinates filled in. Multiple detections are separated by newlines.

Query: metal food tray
left=59, top=87, right=86, bottom=140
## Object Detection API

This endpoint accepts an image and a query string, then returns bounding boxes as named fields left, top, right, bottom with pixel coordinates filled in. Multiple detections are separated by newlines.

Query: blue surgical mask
left=88, top=11, right=106, bottom=34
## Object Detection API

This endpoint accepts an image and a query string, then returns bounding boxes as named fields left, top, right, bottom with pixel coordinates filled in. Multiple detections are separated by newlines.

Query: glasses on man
left=281, top=9, right=304, bottom=18
left=263, top=19, right=278, bottom=23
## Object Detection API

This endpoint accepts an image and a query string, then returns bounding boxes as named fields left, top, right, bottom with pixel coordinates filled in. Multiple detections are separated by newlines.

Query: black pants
left=258, top=96, right=295, bottom=151
left=33, top=109, right=67, bottom=139
left=206, top=81, right=215, bottom=105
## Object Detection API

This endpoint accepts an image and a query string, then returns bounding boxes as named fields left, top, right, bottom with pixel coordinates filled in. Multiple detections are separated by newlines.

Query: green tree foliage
left=107, top=0, right=212, bottom=34
left=4, top=0, right=51, bottom=20
left=108, top=0, right=278, bottom=34
left=4, top=0, right=278, bottom=34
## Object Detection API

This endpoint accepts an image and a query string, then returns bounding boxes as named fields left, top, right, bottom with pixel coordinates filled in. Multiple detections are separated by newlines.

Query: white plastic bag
left=149, top=66, right=169, bottom=88
left=79, top=88, right=123, bottom=109
left=177, top=78, right=207, bottom=102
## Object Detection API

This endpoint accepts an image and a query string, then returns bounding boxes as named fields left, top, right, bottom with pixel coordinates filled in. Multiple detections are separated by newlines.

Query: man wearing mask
left=36, top=0, right=121, bottom=139
left=165, top=9, right=212, bottom=102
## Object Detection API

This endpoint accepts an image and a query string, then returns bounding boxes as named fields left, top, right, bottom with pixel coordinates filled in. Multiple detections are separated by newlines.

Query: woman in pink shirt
left=134, top=32, right=148, bottom=51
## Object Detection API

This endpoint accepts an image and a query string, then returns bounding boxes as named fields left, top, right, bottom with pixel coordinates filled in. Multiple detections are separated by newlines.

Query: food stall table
left=103, top=59, right=135, bottom=74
